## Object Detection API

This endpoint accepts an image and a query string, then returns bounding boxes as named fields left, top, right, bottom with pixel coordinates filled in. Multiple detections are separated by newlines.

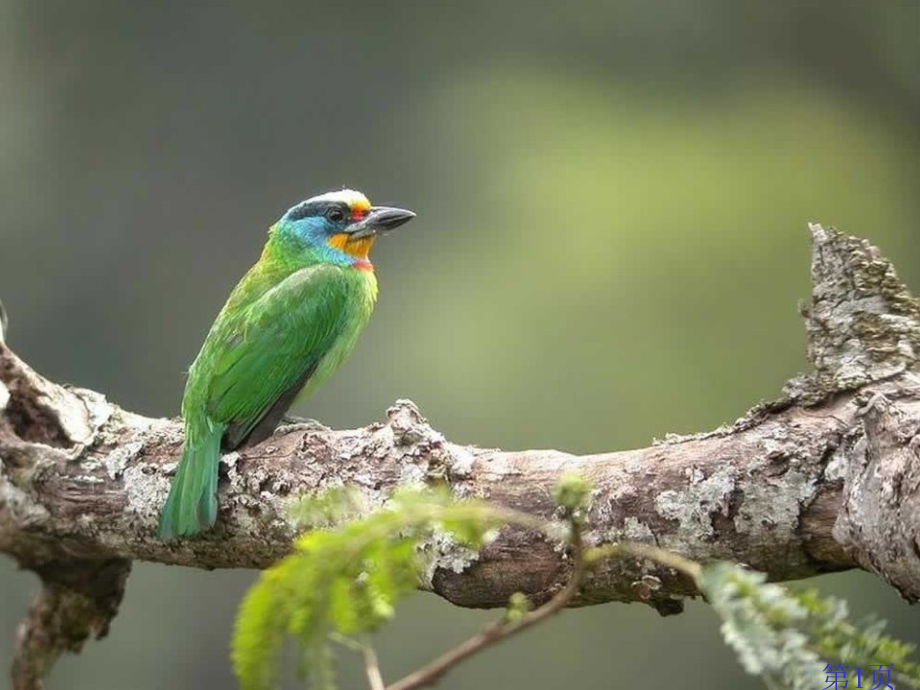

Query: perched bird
left=159, top=189, right=415, bottom=539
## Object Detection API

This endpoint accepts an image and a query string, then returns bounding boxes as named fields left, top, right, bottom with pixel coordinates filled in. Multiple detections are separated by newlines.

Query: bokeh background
left=1, top=1, right=918, bottom=688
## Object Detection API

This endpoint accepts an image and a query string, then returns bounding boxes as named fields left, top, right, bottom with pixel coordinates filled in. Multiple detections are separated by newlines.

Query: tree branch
left=11, top=559, right=130, bottom=690
left=1, top=225, right=919, bottom=688
left=362, top=643, right=386, bottom=690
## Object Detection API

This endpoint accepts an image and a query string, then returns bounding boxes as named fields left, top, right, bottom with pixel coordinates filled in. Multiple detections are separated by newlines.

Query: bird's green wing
left=195, top=263, right=351, bottom=449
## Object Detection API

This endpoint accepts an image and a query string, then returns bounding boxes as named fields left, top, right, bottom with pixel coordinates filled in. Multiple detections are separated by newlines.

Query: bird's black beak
left=348, top=206, right=416, bottom=239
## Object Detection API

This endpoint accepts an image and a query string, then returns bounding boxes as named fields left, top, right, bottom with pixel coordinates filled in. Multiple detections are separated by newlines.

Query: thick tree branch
left=1, top=225, right=919, bottom=688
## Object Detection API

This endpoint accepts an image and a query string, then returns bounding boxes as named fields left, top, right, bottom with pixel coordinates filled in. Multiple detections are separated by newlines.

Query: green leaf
left=697, top=562, right=920, bottom=690
left=551, top=473, right=592, bottom=513
left=233, top=563, right=294, bottom=690
left=232, top=487, right=517, bottom=689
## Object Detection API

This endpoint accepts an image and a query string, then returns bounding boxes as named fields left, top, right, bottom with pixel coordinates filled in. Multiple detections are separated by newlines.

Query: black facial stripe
left=287, top=200, right=350, bottom=221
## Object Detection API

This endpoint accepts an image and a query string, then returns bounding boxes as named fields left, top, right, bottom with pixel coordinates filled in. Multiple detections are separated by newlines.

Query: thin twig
left=601, top=542, right=702, bottom=580
left=362, top=642, right=386, bottom=690
left=385, top=525, right=586, bottom=690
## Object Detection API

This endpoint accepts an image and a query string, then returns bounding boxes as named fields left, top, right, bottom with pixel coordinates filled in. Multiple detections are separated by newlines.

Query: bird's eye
left=326, top=208, right=346, bottom=223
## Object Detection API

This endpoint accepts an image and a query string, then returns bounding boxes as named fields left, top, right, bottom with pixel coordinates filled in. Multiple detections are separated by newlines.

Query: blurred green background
left=1, top=1, right=918, bottom=688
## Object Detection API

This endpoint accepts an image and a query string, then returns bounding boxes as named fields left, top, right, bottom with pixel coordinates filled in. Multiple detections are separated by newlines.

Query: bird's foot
left=278, top=415, right=329, bottom=432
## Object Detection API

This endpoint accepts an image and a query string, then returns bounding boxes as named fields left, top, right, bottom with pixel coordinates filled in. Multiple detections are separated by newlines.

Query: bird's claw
left=278, top=415, right=329, bottom=432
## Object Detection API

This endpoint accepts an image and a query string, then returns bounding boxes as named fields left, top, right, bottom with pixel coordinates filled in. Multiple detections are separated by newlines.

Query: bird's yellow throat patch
left=328, top=233, right=376, bottom=260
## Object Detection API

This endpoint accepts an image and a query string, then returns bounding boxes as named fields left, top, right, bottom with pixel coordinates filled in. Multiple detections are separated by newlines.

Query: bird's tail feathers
left=158, top=421, right=222, bottom=539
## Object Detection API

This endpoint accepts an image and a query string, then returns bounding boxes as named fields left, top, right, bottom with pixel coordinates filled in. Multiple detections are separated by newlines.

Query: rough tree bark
left=1, top=225, right=919, bottom=689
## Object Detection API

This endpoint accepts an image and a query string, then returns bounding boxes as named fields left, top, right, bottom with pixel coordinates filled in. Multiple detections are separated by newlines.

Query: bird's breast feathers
left=356, top=262, right=379, bottom=305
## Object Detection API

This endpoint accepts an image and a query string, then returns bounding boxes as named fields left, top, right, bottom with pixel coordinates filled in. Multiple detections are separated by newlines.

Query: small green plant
left=232, top=478, right=588, bottom=690
left=698, top=563, right=920, bottom=690
left=232, top=480, right=920, bottom=690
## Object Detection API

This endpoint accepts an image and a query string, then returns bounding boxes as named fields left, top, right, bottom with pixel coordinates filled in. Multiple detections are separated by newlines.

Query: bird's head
left=274, top=189, right=415, bottom=267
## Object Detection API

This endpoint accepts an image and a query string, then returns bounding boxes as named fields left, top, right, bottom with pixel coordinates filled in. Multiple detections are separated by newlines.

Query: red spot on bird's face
left=351, top=207, right=368, bottom=221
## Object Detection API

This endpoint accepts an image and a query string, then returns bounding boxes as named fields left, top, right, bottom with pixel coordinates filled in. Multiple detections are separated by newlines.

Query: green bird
left=159, top=189, right=415, bottom=539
